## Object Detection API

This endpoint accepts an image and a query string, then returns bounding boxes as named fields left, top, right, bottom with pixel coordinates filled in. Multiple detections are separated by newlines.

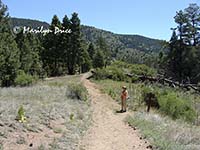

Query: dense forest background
left=11, top=17, right=163, bottom=67
left=1, top=0, right=200, bottom=86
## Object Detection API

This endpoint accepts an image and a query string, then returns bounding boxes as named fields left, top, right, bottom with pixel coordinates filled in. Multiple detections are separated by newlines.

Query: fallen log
left=90, top=71, right=200, bottom=93
left=125, top=73, right=200, bottom=93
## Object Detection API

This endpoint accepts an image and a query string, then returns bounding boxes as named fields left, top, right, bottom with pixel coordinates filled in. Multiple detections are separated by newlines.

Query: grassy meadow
left=0, top=75, right=91, bottom=150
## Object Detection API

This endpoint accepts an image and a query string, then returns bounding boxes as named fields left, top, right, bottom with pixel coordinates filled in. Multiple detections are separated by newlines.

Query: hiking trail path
left=79, top=74, right=150, bottom=150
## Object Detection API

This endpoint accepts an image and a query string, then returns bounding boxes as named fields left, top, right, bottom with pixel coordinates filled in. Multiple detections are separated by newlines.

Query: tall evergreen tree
left=174, top=10, right=188, bottom=43
left=28, top=34, right=44, bottom=76
left=43, top=15, right=62, bottom=76
left=80, top=49, right=92, bottom=73
left=96, top=36, right=111, bottom=67
left=15, top=31, right=43, bottom=76
left=61, top=15, right=71, bottom=73
left=164, top=3, right=200, bottom=83
left=68, top=12, right=82, bottom=74
left=87, top=43, right=96, bottom=59
left=0, top=0, right=20, bottom=86
left=184, top=3, right=200, bottom=46
left=93, top=50, right=105, bottom=69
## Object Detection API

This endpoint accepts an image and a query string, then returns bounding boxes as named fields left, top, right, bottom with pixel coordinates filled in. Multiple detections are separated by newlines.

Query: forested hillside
left=11, top=17, right=49, bottom=29
left=10, top=18, right=163, bottom=53
left=81, top=25, right=163, bottom=52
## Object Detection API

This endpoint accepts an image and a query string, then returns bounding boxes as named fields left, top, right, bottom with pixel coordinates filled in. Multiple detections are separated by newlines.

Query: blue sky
left=3, top=0, right=200, bottom=40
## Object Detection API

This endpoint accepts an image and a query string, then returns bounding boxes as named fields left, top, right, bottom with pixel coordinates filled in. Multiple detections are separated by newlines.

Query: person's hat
left=122, top=86, right=127, bottom=89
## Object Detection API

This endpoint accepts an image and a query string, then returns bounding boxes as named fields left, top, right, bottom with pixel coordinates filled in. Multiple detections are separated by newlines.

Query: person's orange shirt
left=121, top=90, right=128, bottom=100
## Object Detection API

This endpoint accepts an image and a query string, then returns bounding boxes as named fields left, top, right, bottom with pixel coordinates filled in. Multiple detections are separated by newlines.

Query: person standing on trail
left=120, top=86, right=128, bottom=113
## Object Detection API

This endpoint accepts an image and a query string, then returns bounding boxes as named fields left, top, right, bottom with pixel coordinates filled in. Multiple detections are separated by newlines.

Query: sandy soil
left=79, top=74, right=151, bottom=150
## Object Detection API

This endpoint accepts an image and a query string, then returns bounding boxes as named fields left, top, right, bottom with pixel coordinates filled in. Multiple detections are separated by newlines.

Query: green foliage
left=0, top=1, right=20, bottom=87
left=93, top=61, right=156, bottom=81
left=96, top=36, right=111, bottom=67
left=70, top=113, right=74, bottom=121
left=87, top=43, right=96, bottom=59
left=93, top=50, right=105, bottom=69
left=163, top=3, right=200, bottom=83
left=15, top=31, right=43, bottom=75
left=96, top=78, right=197, bottom=123
left=141, top=85, right=196, bottom=122
left=130, top=64, right=156, bottom=76
left=158, top=91, right=196, bottom=122
left=81, top=25, right=163, bottom=53
left=42, top=13, right=85, bottom=75
left=94, top=66, right=127, bottom=81
left=68, top=83, right=88, bottom=101
left=15, top=70, right=37, bottom=86
left=42, top=15, right=63, bottom=76
left=81, top=48, right=92, bottom=73
left=0, top=1, right=43, bottom=87
left=11, top=18, right=163, bottom=67
left=10, top=17, right=49, bottom=29
left=141, top=85, right=154, bottom=98
left=68, top=12, right=82, bottom=74
left=16, top=105, right=26, bottom=123
left=111, top=61, right=157, bottom=76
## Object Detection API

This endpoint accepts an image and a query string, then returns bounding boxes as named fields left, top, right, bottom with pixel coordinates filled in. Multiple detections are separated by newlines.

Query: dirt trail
left=79, top=74, right=150, bottom=150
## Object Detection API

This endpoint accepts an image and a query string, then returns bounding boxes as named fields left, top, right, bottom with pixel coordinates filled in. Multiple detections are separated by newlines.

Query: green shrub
left=158, top=92, right=196, bottom=122
left=93, top=61, right=156, bottom=81
left=130, top=64, right=156, bottom=76
left=141, top=85, right=196, bottom=122
left=70, top=113, right=74, bottom=121
left=93, top=68, right=109, bottom=80
left=68, top=83, right=88, bottom=101
left=131, top=76, right=139, bottom=82
left=108, top=66, right=127, bottom=81
left=93, top=65, right=127, bottom=81
left=141, top=85, right=154, bottom=99
left=16, top=105, right=26, bottom=123
left=15, top=70, right=37, bottom=86
left=111, top=61, right=132, bottom=69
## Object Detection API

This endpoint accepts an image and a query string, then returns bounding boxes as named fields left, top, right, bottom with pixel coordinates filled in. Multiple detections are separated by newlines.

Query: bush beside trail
left=142, top=85, right=197, bottom=122
left=93, top=61, right=156, bottom=81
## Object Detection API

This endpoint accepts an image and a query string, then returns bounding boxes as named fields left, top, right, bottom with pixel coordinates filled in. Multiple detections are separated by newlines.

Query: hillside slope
left=10, top=17, right=163, bottom=53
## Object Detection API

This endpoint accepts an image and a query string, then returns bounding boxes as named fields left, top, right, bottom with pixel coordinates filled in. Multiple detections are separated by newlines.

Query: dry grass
left=127, top=111, right=200, bottom=150
left=0, top=75, right=91, bottom=150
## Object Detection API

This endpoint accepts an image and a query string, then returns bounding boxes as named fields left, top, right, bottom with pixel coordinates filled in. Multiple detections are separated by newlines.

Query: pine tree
left=165, top=3, right=200, bottom=83
left=0, top=0, right=20, bottom=86
left=93, top=50, right=105, bottom=69
left=61, top=15, right=71, bottom=73
left=43, top=15, right=62, bottom=76
left=174, top=10, right=188, bottom=43
left=184, top=3, right=200, bottom=46
left=68, top=12, right=82, bottom=74
left=15, top=31, right=43, bottom=76
left=80, top=49, right=92, bottom=73
left=96, top=36, right=111, bottom=67
left=87, top=43, right=96, bottom=59
left=15, top=31, right=33, bottom=73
